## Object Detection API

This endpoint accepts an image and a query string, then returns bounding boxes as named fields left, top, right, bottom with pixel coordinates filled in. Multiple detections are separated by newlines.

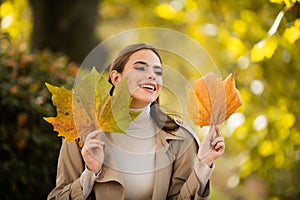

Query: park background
left=0, top=0, right=299, bottom=199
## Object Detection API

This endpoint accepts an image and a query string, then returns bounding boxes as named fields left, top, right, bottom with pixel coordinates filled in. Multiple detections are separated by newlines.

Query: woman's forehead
left=127, top=49, right=161, bottom=65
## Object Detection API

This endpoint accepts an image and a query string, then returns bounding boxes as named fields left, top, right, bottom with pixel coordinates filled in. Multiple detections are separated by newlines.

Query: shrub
left=0, top=42, right=78, bottom=199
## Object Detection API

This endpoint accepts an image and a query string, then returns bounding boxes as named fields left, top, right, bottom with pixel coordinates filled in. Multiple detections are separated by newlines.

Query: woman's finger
left=215, top=125, right=221, bottom=137
left=83, top=141, right=105, bottom=150
left=214, top=141, right=225, bottom=151
left=207, top=125, right=216, bottom=140
left=211, top=136, right=224, bottom=146
left=85, top=130, right=102, bottom=141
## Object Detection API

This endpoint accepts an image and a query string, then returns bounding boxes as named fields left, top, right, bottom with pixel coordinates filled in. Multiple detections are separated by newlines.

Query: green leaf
left=98, top=77, right=140, bottom=133
left=73, top=68, right=100, bottom=127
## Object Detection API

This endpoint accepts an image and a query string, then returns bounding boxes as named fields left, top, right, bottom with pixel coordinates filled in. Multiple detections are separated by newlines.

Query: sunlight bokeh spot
left=227, top=174, right=240, bottom=189
left=258, top=140, right=274, bottom=157
left=232, top=19, right=247, bottom=37
left=155, top=4, right=177, bottom=20
left=281, top=113, right=295, bottom=129
left=237, top=56, right=250, bottom=69
left=169, top=0, right=184, bottom=12
left=226, top=112, right=245, bottom=136
left=250, top=80, right=264, bottom=95
left=201, top=23, right=218, bottom=36
left=251, top=36, right=278, bottom=62
left=1, top=14, right=13, bottom=29
left=283, top=26, right=300, bottom=44
left=226, top=36, right=246, bottom=59
left=253, top=114, right=268, bottom=131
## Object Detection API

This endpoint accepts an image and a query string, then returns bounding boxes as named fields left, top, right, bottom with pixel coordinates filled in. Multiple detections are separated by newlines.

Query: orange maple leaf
left=187, top=72, right=243, bottom=127
left=223, top=73, right=243, bottom=119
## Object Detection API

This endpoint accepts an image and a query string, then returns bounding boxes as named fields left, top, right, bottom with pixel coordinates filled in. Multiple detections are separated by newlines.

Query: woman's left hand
left=197, top=125, right=225, bottom=167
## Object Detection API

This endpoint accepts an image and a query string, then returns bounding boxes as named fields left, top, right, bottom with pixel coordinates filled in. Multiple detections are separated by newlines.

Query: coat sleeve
left=47, top=139, right=86, bottom=200
left=167, top=129, right=214, bottom=200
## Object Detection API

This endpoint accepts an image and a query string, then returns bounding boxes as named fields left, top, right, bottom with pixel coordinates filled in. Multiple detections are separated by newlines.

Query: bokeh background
left=0, top=0, right=299, bottom=199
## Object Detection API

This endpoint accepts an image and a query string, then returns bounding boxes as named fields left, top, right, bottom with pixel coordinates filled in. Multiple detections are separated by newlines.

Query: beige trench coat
left=48, top=121, right=212, bottom=200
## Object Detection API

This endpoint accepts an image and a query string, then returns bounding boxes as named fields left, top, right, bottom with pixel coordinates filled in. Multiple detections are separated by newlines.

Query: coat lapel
left=152, top=129, right=184, bottom=200
left=93, top=133, right=126, bottom=199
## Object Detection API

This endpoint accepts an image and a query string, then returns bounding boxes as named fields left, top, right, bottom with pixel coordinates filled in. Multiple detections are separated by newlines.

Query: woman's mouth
left=139, top=84, right=156, bottom=91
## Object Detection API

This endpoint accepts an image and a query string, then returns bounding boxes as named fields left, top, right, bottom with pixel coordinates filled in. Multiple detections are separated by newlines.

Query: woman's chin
left=130, top=98, right=155, bottom=108
left=131, top=92, right=159, bottom=107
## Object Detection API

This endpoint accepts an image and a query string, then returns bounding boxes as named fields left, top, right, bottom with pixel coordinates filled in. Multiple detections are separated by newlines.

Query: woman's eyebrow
left=133, top=61, right=149, bottom=66
left=133, top=61, right=162, bottom=69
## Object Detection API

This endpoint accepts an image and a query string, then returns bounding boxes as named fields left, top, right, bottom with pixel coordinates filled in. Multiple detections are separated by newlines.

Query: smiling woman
left=109, top=47, right=163, bottom=109
left=47, top=43, right=225, bottom=200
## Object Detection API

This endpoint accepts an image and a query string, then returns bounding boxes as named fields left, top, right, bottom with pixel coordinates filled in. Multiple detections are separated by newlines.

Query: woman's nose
left=146, top=69, right=156, bottom=80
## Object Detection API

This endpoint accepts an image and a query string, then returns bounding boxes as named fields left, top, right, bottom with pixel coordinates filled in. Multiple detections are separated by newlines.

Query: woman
left=48, top=43, right=225, bottom=200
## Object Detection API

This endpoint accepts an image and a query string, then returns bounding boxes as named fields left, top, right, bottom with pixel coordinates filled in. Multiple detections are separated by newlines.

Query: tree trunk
left=30, top=0, right=100, bottom=63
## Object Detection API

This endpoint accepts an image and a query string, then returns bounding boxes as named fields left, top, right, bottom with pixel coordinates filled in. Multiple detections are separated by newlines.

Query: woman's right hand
left=81, top=130, right=105, bottom=174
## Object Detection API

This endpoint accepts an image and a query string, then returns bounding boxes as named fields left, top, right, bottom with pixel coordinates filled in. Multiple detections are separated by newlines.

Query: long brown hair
left=108, top=43, right=179, bottom=133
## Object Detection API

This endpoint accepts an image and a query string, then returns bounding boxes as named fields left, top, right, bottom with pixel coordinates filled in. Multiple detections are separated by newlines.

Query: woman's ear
left=109, top=70, right=121, bottom=86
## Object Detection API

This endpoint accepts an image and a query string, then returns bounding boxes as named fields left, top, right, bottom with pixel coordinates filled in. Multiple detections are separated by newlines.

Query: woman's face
left=111, top=49, right=163, bottom=108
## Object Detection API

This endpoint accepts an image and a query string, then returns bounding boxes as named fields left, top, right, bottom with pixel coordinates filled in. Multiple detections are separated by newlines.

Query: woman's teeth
left=141, top=84, right=155, bottom=91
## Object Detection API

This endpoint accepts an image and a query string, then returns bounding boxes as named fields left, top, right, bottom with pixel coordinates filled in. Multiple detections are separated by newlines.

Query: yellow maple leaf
left=43, top=83, right=79, bottom=143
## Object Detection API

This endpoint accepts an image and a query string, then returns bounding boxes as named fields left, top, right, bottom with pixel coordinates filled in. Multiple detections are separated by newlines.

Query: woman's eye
left=154, top=71, right=162, bottom=76
left=134, top=66, right=146, bottom=71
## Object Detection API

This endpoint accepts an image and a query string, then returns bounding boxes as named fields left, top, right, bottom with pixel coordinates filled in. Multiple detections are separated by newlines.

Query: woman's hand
left=81, top=130, right=105, bottom=174
left=197, top=125, right=225, bottom=167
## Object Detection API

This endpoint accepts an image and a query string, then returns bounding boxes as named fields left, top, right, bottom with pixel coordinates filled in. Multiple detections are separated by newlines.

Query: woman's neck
left=129, top=104, right=151, bottom=126
left=126, top=104, right=156, bottom=139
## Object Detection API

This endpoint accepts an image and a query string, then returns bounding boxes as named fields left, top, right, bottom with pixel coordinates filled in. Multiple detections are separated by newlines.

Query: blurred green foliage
left=1, top=0, right=300, bottom=199
left=0, top=41, right=77, bottom=199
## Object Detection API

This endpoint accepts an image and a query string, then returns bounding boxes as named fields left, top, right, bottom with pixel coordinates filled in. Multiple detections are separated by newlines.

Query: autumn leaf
left=223, top=73, right=243, bottom=119
left=43, top=83, right=78, bottom=143
left=186, top=87, right=201, bottom=126
left=44, top=67, right=140, bottom=143
left=73, top=68, right=102, bottom=135
left=187, top=72, right=242, bottom=127
left=98, top=77, right=140, bottom=133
